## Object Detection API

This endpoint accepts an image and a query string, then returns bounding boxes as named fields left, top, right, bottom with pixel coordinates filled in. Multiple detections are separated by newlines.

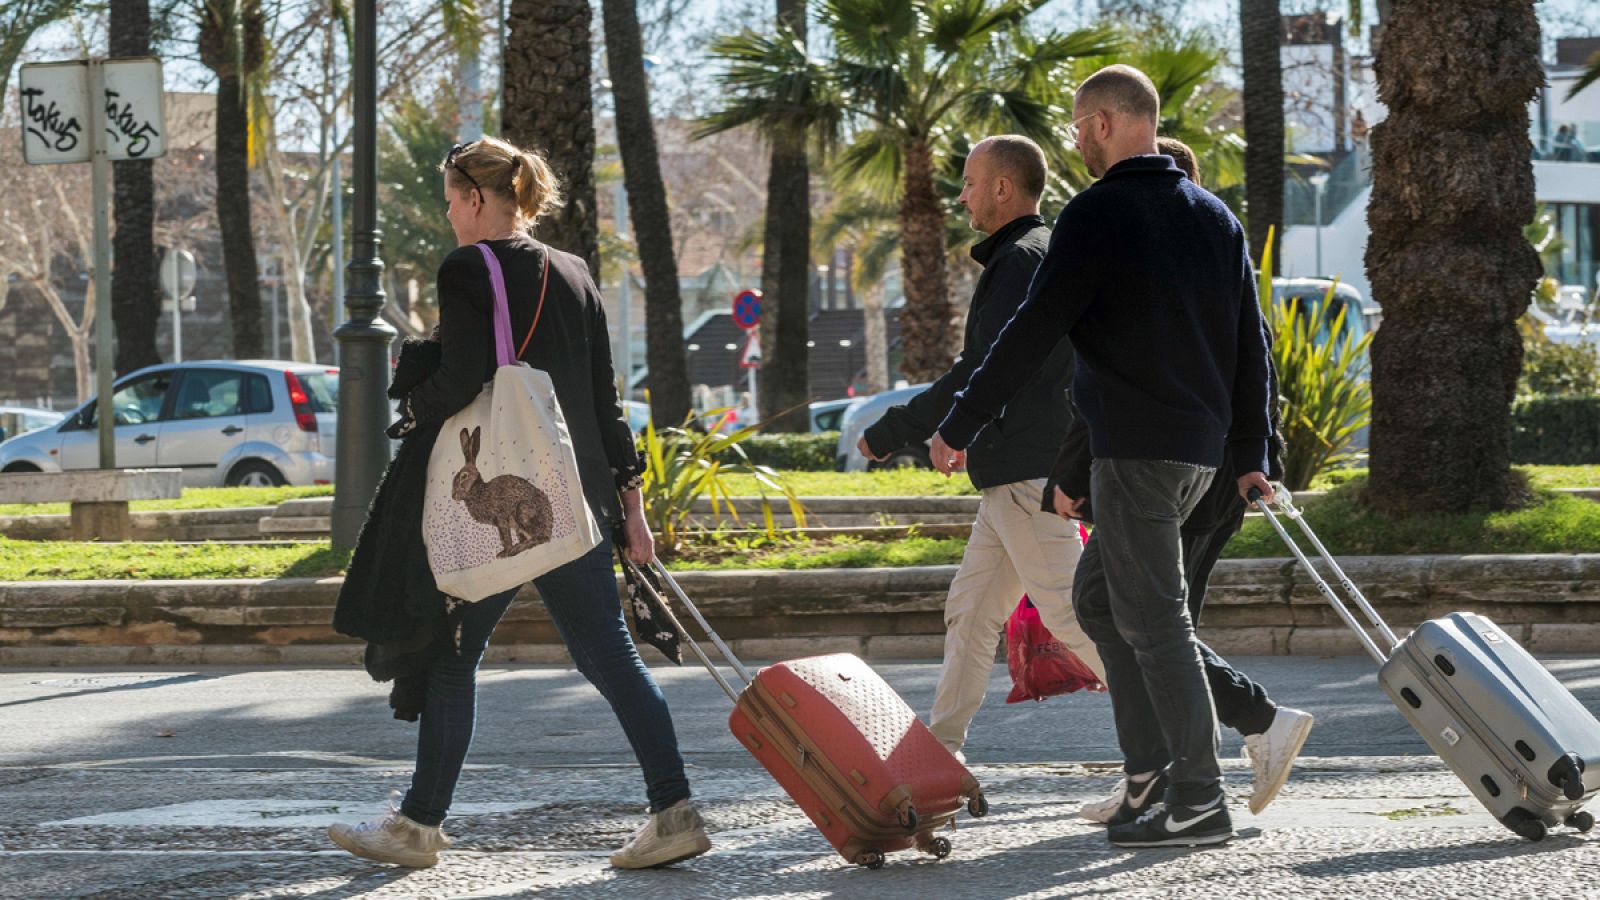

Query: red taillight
left=284, top=371, right=318, bottom=432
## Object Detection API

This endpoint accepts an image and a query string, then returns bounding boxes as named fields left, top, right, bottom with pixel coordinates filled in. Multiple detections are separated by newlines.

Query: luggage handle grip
left=1250, top=488, right=1397, bottom=666
left=621, top=559, right=754, bottom=703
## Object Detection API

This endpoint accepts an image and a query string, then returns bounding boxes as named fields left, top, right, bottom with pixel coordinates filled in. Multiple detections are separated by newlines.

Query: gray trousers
left=1073, top=457, right=1221, bottom=806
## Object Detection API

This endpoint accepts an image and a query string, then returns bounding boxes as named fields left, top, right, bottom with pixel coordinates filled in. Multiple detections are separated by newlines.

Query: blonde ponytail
left=441, top=136, right=564, bottom=230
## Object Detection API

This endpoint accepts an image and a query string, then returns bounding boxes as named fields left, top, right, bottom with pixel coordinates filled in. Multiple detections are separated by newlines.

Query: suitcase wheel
left=856, top=849, right=886, bottom=870
left=968, top=792, right=990, bottom=818
left=897, top=805, right=920, bottom=832
left=918, top=835, right=953, bottom=859
left=1503, top=807, right=1548, bottom=842
left=1565, top=810, right=1595, bottom=833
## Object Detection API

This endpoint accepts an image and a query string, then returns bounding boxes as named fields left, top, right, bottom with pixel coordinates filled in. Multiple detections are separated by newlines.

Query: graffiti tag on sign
left=21, top=87, right=83, bottom=153
left=18, top=58, right=165, bottom=166
left=104, top=89, right=160, bottom=158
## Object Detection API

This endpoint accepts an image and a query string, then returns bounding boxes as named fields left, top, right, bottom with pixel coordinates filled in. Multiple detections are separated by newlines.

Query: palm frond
left=925, top=0, right=1033, bottom=57
left=1568, top=51, right=1600, bottom=100
left=819, top=0, right=917, bottom=63
left=832, top=129, right=904, bottom=203
left=697, top=27, right=847, bottom=146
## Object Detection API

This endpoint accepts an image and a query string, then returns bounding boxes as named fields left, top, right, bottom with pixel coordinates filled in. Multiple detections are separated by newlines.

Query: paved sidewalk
left=2, top=659, right=1598, bottom=898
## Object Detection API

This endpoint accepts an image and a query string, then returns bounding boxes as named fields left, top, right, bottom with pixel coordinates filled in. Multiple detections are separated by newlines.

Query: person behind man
left=858, top=135, right=1104, bottom=758
left=931, top=66, right=1275, bottom=848
left=1051, top=138, right=1314, bottom=824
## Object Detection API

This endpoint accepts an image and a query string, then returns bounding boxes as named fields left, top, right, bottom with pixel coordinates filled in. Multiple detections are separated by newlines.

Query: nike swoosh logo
left=1166, top=807, right=1224, bottom=833
left=1127, top=778, right=1160, bottom=807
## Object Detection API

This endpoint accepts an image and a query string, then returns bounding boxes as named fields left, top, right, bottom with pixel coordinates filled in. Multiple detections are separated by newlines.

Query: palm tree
left=702, top=1, right=1117, bottom=383
left=601, top=0, right=691, bottom=425
left=199, top=0, right=267, bottom=359
left=111, top=0, right=161, bottom=373
left=1238, top=0, right=1284, bottom=273
left=751, top=0, right=813, bottom=432
left=504, top=0, right=600, bottom=275
left=1364, top=0, right=1543, bottom=514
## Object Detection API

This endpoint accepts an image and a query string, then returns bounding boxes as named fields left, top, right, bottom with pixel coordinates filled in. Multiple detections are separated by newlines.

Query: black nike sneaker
left=1104, top=768, right=1171, bottom=828
left=1107, top=795, right=1234, bottom=848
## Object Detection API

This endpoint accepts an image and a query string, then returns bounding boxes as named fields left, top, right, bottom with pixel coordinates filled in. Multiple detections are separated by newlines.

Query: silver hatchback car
left=0, top=360, right=339, bottom=487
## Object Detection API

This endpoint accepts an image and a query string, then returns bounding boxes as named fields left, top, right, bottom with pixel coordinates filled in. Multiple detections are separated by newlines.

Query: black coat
left=331, top=338, right=451, bottom=718
left=862, top=215, right=1073, bottom=489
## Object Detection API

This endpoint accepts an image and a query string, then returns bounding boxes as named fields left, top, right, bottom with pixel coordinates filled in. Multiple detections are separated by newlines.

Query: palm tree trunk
left=110, top=0, right=159, bottom=374
left=1240, top=0, right=1285, bottom=273
left=602, top=0, right=690, bottom=425
left=1365, top=0, right=1542, bottom=514
left=755, top=0, right=811, bottom=431
left=505, top=0, right=600, bottom=275
left=216, top=71, right=264, bottom=358
left=896, top=137, right=952, bottom=384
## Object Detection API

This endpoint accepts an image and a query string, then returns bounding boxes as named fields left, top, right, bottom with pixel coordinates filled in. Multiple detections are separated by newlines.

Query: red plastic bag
left=1005, top=594, right=1105, bottom=703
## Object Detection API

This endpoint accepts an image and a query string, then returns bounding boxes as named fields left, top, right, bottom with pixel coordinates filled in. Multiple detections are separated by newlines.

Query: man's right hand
left=1053, top=486, right=1086, bottom=519
left=857, top=437, right=887, bottom=462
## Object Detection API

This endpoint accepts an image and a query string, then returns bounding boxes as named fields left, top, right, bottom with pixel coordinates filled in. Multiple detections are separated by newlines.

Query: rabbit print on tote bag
left=422, top=243, right=602, bottom=601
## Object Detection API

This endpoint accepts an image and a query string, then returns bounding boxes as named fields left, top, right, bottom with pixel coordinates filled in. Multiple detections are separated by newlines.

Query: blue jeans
left=1073, top=458, right=1221, bottom=806
left=401, top=538, right=691, bottom=826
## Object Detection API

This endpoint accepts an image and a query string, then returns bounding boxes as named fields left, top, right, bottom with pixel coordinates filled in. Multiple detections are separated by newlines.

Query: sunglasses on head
left=447, top=142, right=482, bottom=198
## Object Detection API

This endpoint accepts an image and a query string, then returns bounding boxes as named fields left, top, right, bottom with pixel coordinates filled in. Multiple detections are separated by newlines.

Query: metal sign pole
left=88, top=59, right=116, bottom=470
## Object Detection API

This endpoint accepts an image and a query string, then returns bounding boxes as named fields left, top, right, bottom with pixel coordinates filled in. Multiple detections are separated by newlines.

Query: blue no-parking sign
left=732, top=289, right=762, bottom=330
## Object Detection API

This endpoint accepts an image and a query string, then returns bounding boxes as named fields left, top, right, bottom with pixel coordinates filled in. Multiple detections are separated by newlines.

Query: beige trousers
left=928, top=478, right=1106, bottom=753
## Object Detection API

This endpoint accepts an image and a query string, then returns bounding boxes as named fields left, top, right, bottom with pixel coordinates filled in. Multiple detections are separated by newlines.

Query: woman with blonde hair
left=329, top=136, right=710, bottom=870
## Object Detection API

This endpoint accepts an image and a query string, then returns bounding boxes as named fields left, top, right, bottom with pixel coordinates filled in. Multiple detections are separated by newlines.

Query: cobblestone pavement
left=2, top=662, right=1599, bottom=898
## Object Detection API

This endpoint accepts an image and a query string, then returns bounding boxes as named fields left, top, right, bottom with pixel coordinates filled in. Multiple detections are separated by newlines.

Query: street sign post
left=19, top=57, right=165, bottom=470
left=160, top=249, right=197, bottom=362
left=731, top=289, right=762, bottom=424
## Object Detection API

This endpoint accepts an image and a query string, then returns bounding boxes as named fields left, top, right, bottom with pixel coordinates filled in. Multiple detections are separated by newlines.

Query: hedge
left=739, top=432, right=841, bottom=471
left=1511, top=396, right=1600, bottom=465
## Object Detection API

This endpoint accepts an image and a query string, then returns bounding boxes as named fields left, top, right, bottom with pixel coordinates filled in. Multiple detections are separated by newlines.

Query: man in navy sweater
left=931, top=64, right=1275, bottom=848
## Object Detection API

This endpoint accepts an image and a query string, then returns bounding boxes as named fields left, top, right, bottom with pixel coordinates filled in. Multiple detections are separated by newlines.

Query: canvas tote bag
left=422, top=242, right=603, bottom=601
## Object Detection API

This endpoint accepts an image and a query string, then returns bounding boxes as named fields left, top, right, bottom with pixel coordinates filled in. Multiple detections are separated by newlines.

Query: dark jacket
left=938, top=155, right=1274, bottom=480
left=862, top=215, right=1072, bottom=489
left=1042, top=362, right=1288, bottom=536
left=332, top=338, right=453, bottom=716
left=406, top=235, right=644, bottom=526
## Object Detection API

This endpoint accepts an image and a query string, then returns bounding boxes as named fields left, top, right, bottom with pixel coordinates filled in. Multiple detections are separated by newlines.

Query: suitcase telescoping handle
left=1247, top=487, right=1401, bottom=665
left=622, top=558, right=754, bottom=705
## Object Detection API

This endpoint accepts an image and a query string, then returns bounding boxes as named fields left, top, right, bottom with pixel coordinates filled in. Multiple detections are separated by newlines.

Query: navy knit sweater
left=937, top=155, right=1272, bottom=478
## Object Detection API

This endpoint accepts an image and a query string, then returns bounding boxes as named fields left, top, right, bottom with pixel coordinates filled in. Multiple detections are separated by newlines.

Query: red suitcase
left=628, top=560, right=988, bottom=868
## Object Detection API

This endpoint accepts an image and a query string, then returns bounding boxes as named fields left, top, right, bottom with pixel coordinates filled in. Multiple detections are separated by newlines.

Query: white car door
left=157, top=369, right=252, bottom=486
left=56, top=371, right=174, bottom=470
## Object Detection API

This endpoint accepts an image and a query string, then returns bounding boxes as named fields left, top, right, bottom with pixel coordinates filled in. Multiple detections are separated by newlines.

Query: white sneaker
left=609, top=799, right=712, bottom=869
left=328, top=791, right=450, bottom=868
left=1078, top=777, right=1127, bottom=824
left=1242, top=706, right=1315, bottom=814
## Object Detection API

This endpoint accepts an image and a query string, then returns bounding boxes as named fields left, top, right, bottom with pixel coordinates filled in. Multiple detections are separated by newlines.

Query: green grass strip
left=0, top=485, right=334, bottom=517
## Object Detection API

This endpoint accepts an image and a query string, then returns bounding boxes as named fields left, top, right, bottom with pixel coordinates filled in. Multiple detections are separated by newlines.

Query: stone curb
left=6, top=554, right=1600, bottom=664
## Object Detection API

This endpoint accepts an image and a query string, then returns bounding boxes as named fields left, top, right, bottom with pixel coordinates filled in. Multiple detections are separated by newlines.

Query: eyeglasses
left=1064, top=113, right=1099, bottom=149
left=446, top=142, right=482, bottom=199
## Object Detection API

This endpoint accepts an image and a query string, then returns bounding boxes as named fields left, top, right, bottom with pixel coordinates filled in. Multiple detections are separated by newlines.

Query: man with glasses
left=931, top=64, right=1276, bottom=848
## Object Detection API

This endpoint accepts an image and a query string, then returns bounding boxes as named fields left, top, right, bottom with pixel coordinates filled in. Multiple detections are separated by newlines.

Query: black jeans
left=401, top=538, right=691, bottom=826
left=1074, top=458, right=1221, bottom=806
left=1184, top=518, right=1278, bottom=738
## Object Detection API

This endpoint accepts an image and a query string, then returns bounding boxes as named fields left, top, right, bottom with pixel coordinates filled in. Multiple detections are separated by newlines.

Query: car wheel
left=227, top=461, right=286, bottom=488
left=874, top=446, right=932, bottom=470
left=2, top=462, right=41, bottom=473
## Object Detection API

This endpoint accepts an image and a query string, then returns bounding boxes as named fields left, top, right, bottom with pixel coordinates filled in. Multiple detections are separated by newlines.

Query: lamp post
left=1309, top=171, right=1330, bottom=277
left=331, top=0, right=397, bottom=549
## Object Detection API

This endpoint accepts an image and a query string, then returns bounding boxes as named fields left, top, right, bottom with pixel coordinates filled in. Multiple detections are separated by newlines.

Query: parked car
left=0, top=406, right=65, bottom=444
left=834, top=384, right=934, bottom=472
left=809, top=398, right=854, bottom=433
left=1271, top=278, right=1381, bottom=347
left=0, top=360, right=339, bottom=487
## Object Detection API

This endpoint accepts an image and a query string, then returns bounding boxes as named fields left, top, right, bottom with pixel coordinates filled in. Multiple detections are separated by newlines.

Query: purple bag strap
left=475, top=242, right=517, bottom=368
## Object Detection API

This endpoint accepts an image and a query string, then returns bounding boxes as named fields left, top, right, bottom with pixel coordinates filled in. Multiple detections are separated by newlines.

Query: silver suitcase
left=1252, top=488, right=1600, bottom=840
